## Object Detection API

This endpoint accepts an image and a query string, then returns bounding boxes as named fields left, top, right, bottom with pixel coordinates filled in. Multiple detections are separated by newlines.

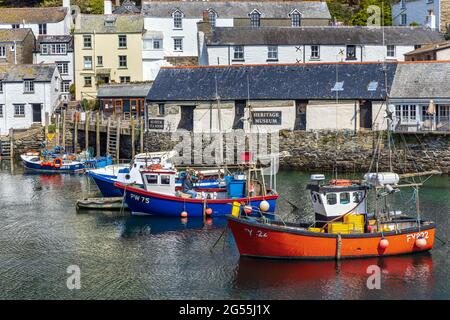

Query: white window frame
left=83, top=35, right=92, bottom=49
left=24, top=80, right=34, bottom=93
left=39, top=23, right=47, bottom=35
left=267, top=46, right=278, bottom=60
left=120, top=76, right=131, bottom=83
left=173, top=10, right=183, bottom=29
left=173, top=38, right=183, bottom=52
left=250, top=10, right=261, bottom=27
left=386, top=45, right=396, bottom=58
left=153, top=39, right=163, bottom=50
left=311, top=45, right=320, bottom=59
left=119, top=55, right=127, bottom=68
left=97, top=56, right=103, bottom=66
left=291, top=12, right=301, bottom=27
left=57, top=61, right=69, bottom=75
left=83, top=56, right=92, bottom=70
left=14, top=104, right=25, bottom=117
left=233, top=45, right=244, bottom=60
left=61, top=81, right=70, bottom=93
left=208, top=10, right=217, bottom=27
left=401, top=13, right=407, bottom=26
left=118, top=35, right=127, bottom=48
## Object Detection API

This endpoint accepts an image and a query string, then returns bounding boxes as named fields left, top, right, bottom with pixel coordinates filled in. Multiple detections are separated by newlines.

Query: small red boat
left=227, top=172, right=438, bottom=260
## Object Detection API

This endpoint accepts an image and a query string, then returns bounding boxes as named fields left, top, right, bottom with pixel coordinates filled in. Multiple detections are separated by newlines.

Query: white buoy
left=259, top=200, right=270, bottom=212
left=379, top=238, right=389, bottom=249
left=415, top=237, right=427, bottom=249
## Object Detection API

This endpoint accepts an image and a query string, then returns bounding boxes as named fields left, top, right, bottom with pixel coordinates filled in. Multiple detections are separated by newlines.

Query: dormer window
left=249, top=10, right=261, bottom=27
left=104, top=16, right=116, bottom=27
left=24, top=80, right=34, bottom=93
left=173, top=10, right=183, bottom=29
left=208, top=9, right=217, bottom=27
left=290, top=11, right=301, bottom=27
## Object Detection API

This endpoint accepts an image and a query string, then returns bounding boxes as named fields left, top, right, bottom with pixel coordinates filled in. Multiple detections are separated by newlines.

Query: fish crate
left=328, top=222, right=355, bottom=234
left=307, top=227, right=324, bottom=233
left=344, top=214, right=365, bottom=225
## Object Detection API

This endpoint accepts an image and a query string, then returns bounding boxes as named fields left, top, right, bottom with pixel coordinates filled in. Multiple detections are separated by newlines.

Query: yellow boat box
left=344, top=214, right=365, bottom=225
left=328, top=222, right=355, bottom=234
left=308, top=227, right=324, bottom=233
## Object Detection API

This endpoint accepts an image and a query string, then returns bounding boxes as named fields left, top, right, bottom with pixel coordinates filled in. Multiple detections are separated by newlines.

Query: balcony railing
left=394, top=116, right=450, bottom=133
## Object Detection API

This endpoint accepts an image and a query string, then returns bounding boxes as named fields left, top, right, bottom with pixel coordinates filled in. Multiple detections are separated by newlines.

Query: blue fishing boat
left=21, top=154, right=85, bottom=173
left=114, top=167, right=278, bottom=217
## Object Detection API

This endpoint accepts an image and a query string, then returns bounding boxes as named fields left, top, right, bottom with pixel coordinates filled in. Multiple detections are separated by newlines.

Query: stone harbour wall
left=144, top=130, right=450, bottom=173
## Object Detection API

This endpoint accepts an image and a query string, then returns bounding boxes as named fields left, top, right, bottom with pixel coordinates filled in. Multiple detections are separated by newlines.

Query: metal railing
left=393, top=116, right=450, bottom=133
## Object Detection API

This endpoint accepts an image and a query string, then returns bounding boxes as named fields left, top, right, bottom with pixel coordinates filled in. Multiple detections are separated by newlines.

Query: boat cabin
left=141, top=169, right=177, bottom=195
left=306, top=174, right=369, bottom=222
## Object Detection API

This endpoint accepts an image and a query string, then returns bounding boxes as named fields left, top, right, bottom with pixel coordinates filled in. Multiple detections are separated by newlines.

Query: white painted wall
left=0, top=20, right=70, bottom=38
left=392, top=0, right=440, bottom=30
left=306, top=102, right=357, bottom=131
left=205, top=44, right=416, bottom=66
left=0, top=68, right=61, bottom=135
left=34, top=51, right=74, bottom=96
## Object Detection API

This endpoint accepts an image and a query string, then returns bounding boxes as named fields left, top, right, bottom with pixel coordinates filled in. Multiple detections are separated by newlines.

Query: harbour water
left=0, top=161, right=448, bottom=300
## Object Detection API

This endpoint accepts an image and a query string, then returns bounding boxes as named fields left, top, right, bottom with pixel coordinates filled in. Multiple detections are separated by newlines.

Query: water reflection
left=234, top=253, right=435, bottom=299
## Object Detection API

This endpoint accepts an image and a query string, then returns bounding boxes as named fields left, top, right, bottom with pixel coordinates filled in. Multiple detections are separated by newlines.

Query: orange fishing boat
left=227, top=171, right=439, bottom=260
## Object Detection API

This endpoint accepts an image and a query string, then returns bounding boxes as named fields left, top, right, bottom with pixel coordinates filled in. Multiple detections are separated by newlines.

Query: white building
left=141, top=1, right=331, bottom=80
left=0, top=0, right=72, bottom=37
left=200, top=26, right=444, bottom=65
left=34, top=35, right=74, bottom=100
left=0, top=64, right=61, bottom=135
left=392, top=0, right=440, bottom=30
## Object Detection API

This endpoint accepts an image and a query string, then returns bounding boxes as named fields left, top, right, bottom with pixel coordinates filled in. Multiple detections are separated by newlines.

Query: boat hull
left=21, top=155, right=85, bottom=173
left=227, top=216, right=435, bottom=260
left=115, top=183, right=278, bottom=217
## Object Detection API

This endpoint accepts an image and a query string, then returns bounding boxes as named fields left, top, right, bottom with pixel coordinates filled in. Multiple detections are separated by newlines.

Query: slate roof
left=36, top=35, right=74, bottom=52
left=0, top=7, right=67, bottom=24
left=98, top=83, right=153, bottom=98
left=0, top=64, right=57, bottom=82
left=147, top=62, right=397, bottom=102
left=113, top=0, right=141, bottom=14
left=390, top=62, right=450, bottom=99
left=0, top=28, right=33, bottom=42
left=73, top=14, right=144, bottom=34
left=206, top=26, right=445, bottom=46
left=142, top=1, right=331, bottom=19
left=404, top=41, right=450, bottom=56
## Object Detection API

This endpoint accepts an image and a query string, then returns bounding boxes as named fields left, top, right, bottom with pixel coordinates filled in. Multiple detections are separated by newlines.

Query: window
left=0, top=105, right=3, bottom=117
left=267, top=46, right=278, bottom=60
left=38, top=24, right=47, bottom=35
left=401, top=14, right=407, bottom=26
left=340, top=193, right=350, bottom=204
left=396, top=104, right=417, bottom=123
left=208, top=10, right=217, bottom=27
left=97, top=56, right=103, bottom=66
left=120, top=76, right=130, bottom=83
left=84, top=76, right=92, bottom=87
left=353, top=192, right=363, bottom=203
left=24, top=80, right=34, bottom=93
left=158, top=103, right=165, bottom=116
left=118, top=35, right=127, bottom=48
left=346, top=45, right=356, bottom=60
left=41, top=43, right=66, bottom=55
left=83, top=56, right=92, bottom=69
left=233, top=45, right=244, bottom=60
left=153, top=39, right=162, bottom=49
left=331, top=81, right=344, bottom=92
left=250, top=11, right=261, bottom=27
left=387, top=45, right=396, bottom=58
left=311, top=45, right=320, bottom=59
left=0, top=81, right=2, bottom=93
left=327, top=193, right=337, bottom=205
left=0, top=46, right=5, bottom=58
left=414, top=45, right=421, bottom=50
left=160, top=175, right=171, bottom=185
left=146, top=175, right=158, bottom=184
left=119, top=55, right=127, bottom=68
left=14, top=104, right=25, bottom=117
left=291, top=12, right=301, bottom=27
left=12, top=24, right=20, bottom=29
left=83, top=35, right=92, bottom=49
left=56, top=62, right=69, bottom=75
left=61, top=81, right=70, bottom=93
left=41, top=44, right=48, bottom=55
left=173, top=38, right=183, bottom=52
left=367, top=81, right=378, bottom=91
left=173, top=11, right=183, bottom=29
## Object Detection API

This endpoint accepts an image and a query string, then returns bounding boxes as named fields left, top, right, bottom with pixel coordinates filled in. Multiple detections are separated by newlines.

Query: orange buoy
left=205, top=208, right=213, bottom=216
left=330, top=179, right=353, bottom=187
left=379, top=238, right=389, bottom=249
left=181, top=211, right=188, bottom=218
left=415, top=237, right=427, bottom=249
left=243, top=205, right=252, bottom=214
left=53, top=157, right=63, bottom=169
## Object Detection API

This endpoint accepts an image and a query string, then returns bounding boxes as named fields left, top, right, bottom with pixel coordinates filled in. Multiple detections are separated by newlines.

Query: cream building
left=73, top=13, right=144, bottom=100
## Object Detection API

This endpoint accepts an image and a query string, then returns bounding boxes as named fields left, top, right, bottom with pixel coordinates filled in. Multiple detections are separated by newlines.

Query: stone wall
left=144, top=130, right=450, bottom=173
left=441, top=0, right=450, bottom=32
left=11, top=126, right=45, bottom=159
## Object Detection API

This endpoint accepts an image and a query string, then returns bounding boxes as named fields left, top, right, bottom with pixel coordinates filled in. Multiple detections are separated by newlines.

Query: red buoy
left=205, top=208, right=213, bottom=216
left=181, top=211, right=188, bottom=218
left=379, top=238, right=389, bottom=250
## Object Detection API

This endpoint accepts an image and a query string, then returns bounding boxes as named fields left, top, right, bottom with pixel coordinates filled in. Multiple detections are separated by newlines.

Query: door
left=294, top=100, right=307, bottom=130
left=178, top=106, right=196, bottom=131
left=360, top=100, right=373, bottom=129
left=32, top=104, right=42, bottom=123
left=233, top=100, right=246, bottom=129
left=114, top=99, right=123, bottom=114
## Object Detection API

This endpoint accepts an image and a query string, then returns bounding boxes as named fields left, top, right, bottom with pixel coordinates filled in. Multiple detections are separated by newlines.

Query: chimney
left=104, top=0, right=113, bottom=15
left=426, top=12, right=436, bottom=30
left=62, top=0, right=71, bottom=9
left=197, top=10, right=212, bottom=34
left=202, top=10, right=209, bottom=23
left=115, top=0, right=121, bottom=7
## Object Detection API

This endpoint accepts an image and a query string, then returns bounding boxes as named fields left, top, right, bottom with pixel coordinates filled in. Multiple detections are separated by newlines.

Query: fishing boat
left=21, top=153, right=85, bottom=173
left=227, top=171, right=439, bottom=260
left=115, top=164, right=278, bottom=217
left=87, top=151, right=224, bottom=197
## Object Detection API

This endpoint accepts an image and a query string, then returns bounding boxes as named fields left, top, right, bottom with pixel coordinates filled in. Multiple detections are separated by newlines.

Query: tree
left=351, top=0, right=392, bottom=26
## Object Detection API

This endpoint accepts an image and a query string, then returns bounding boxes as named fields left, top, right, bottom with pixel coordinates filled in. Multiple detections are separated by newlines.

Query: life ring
left=148, top=164, right=162, bottom=171
left=53, top=158, right=63, bottom=169
left=329, top=179, right=353, bottom=187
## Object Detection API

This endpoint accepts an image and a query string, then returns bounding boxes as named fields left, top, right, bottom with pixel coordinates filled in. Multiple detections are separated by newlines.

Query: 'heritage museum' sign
left=251, top=111, right=282, bottom=125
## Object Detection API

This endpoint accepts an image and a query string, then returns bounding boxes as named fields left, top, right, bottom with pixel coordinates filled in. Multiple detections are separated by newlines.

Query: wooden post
left=44, top=112, right=49, bottom=146
left=55, top=114, right=60, bottom=146
left=62, top=110, right=66, bottom=150
left=9, top=128, right=13, bottom=160
left=96, top=112, right=100, bottom=158
left=140, top=116, right=144, bottom=153
left=106, top=117, right=111, bottom=156
left=74, top=115, right=78, bottom=154
left=116, top=118, right=121, bottom=162
left=85, top=111, right=89, bottom=154
left=131, top=116, right=135, bottom=159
